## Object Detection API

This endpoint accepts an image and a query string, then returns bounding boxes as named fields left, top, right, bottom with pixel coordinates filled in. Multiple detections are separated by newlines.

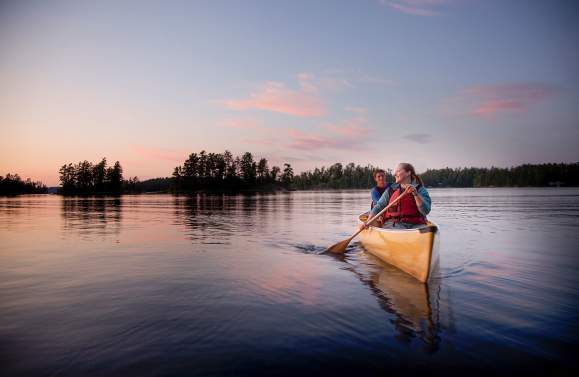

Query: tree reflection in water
left=172, top=193, right=292, bottom=245
left=61, top=196, right=122, bottom=240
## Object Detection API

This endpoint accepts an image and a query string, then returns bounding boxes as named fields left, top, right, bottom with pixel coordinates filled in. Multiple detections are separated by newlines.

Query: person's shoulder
left=417, top=184, right=430, bottom=193
left=378, top=184, right=391, bottom=193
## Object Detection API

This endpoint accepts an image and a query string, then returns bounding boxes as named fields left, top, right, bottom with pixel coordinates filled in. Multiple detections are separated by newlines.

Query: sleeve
left=417, top=186, right=431, bottom=215
left=370, top=189, right=390, bottom=217
left=370, top=187, right=381, bottom=206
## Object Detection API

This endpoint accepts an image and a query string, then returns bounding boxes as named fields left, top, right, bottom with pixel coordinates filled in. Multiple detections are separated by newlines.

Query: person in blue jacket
left=370, top=169, right=390, bottom=208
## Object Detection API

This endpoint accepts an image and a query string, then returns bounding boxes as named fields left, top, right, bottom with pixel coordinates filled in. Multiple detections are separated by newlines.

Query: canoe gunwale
left=358, top=212, right=438, bottom=234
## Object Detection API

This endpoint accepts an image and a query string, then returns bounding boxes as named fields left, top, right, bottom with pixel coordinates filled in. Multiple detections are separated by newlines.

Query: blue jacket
left=370, top=181, right=431, bottom=217
left=371, top=185, right=388, bottom=207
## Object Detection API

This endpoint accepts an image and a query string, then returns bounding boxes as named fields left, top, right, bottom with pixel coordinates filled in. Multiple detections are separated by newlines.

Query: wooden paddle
left=325, top=190, right=410, bottom=254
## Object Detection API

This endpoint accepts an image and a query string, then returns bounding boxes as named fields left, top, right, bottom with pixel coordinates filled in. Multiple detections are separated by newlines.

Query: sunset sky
left=1, top=0, right=578, bottom=186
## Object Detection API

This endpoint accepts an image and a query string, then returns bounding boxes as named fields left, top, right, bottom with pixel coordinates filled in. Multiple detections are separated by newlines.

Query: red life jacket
left=382, top=185, right=427, bottom=225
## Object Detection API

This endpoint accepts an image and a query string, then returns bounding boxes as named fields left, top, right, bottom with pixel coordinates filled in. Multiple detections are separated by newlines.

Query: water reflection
left=172, top=193, right=293, bottom=244
left=173, top=194, right=236, bottom=244
left=61, top=197, right=122, bottom=239
left=0, top=197, right=25, bottom=230
left=2, top=189, right=578, bottom=375
left=344, top=251, right=442, bottom=352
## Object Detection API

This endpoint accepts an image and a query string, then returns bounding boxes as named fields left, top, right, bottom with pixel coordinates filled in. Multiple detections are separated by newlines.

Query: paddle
left=325, top=190, right=410, bottom=254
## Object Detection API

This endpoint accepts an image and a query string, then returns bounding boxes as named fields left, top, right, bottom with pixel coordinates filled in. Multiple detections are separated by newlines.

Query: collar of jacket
left=390, top=180, right=418, bottom=189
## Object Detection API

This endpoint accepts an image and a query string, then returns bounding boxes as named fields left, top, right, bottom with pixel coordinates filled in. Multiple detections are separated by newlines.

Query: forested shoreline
left=2, top=156, right=578, bottom=196
left=0, top=174, right=47, bottom=195
left=292, top=162, right=579, bottom=189
left=420, top=164, right=579, bottom=187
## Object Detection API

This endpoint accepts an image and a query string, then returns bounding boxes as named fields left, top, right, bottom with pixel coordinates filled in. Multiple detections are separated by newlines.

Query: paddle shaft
left=325, top=187, right=415, bottom=254
left=348, top=190, right=411, bottom=241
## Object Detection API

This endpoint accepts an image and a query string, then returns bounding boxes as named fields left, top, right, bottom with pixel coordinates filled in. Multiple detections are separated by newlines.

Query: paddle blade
left=325, top=237, right=352, bottom=254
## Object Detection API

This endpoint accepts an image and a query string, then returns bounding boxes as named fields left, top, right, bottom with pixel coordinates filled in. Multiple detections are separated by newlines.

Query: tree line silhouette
left=292, top=162, right=579, bottom=189
left=162, top=160, right=579, bottom=191
left=0, top=174, right=47, bottom=195
left=292, top=163, right=390, bottom=189
left=4, top=157, right=578, bottom=196
left=54, top=151, right=294, bottom=195
left=171, top=150, right=294, bottom=191
left=50, top=159, right=579, bottom=194
left=419, top=163, right=579, bottom=187
left=58, top=158, right=137, bottom=194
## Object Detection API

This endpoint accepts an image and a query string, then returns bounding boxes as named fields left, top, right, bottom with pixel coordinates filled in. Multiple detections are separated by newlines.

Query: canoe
left=357, top=213, right=439, bottom=283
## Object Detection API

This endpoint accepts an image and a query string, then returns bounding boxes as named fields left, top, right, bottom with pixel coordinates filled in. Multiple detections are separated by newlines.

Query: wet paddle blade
left=325, top=237, right=352, bottom=254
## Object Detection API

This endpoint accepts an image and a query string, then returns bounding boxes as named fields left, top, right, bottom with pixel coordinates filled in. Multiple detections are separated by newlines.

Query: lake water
left=1, top=189, right=578, bottom=376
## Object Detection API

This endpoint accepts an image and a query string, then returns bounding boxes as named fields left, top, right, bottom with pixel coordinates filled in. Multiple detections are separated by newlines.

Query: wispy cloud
left=320, top=69, right=394, bottom=89
left=322, top=116, right=370, bottom=138
left=345, top=106, right=369, bottom=115
left=472, top=100, right=524, bottom=118
left=131, top=145, right=186, bottom=162
left=380, top=0, right=451, bottom=16
left=357, top=75, right=396, bottom=85
left=454, top=82, right=559, bottom=119
left=286, top=129, right=343, bottom=150
left=242, top=138, right=276, bottom=146
left=220, top=74, right=326, bottom=117
left=403, top=133, right=433, bottom=143
left=220, top=118, right=260, bottom=129
left=287, top=114, right=372, bottom=151
left=219, top=71, right=392, bottom=119
left=269, top=154, right=327, bottom=163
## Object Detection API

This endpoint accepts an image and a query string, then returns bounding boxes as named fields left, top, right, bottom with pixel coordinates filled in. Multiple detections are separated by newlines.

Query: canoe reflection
left=347, top=251, right=441, bottom=352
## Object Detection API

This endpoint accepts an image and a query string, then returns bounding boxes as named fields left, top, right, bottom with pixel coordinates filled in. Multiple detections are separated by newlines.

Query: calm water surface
left=1, top=189, right=578, bottom=376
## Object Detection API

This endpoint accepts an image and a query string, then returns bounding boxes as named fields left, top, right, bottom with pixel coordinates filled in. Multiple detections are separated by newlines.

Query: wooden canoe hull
left=358, top=214, right=439, bottom=283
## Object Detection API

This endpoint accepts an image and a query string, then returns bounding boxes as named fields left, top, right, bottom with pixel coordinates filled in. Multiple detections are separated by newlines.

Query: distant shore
left=3, top=185, right=577, bottom=198
left=3, top=161, right=578, bottom=196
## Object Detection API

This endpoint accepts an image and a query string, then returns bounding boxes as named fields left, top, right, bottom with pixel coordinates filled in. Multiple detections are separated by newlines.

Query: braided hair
left=398, top=162, right=424, bottom=187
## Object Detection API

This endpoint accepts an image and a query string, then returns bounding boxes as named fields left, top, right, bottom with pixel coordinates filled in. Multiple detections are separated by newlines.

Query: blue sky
left=1, top=0, right=578, bottom=185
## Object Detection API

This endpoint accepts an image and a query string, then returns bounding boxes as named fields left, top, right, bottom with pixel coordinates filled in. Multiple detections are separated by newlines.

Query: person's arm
left=370, top=189, right=390, bottom=217
left=370, top=187, right=381, bottom=206
left=402, top=184, right=431, bottom=215
left=359, top=188, right=391, bottom=230
left=415, top=186, right=431, bottom=215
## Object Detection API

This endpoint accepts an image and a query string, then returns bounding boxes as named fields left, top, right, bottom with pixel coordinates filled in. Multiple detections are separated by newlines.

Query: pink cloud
left=322, top=117, right=370, bottom=137
left=286, top=115, right=372, bottom=151
left=380, top=0, right=451, bottom=16
left=287, top=129, right=340, bottom=150
left=131, top=145, right=186, bottom=162
left=242, top=138, right=276, bottom=146
left=460, top=83, right=558, bottom=119
left=472, top=99, right=524, bottom=118
left=221, top=75, right=326, bottom=117
left=220, top=118, right=260, bottom=129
